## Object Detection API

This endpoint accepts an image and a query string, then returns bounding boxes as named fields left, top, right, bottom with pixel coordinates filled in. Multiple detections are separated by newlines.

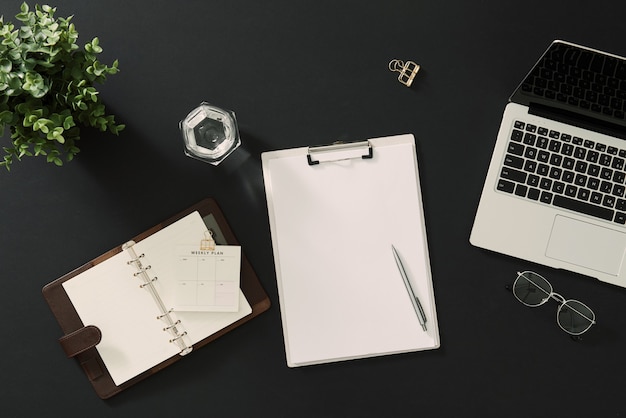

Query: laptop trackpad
left=546, top=215, right=626, bottom=276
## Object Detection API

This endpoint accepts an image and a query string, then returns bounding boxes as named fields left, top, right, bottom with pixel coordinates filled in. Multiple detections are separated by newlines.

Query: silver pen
left=391, top=245, right=427, bottom=332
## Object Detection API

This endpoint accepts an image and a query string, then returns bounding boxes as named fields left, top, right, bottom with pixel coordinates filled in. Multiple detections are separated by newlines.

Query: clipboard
left=261, top=134, right=440, bottom=367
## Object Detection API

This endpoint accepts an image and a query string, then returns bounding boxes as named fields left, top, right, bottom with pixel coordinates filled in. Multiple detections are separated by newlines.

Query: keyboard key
left=561, top=143, right=574, bottom=156
left=577, top=188, right=591, bottom=200
left=590, top=192, right=603, bottom=204
left=563, top=170, right=575, bottom=183
left=515, top=184, right=528, bottom=197
left=540, top=178, right=553, bottom=190
left=537, top=137, right=549, bottom=149
left=553, top=181, right=565, bottom=194
left=614, top=212, right=626, bottom=224
left=537, top=150, right=550, bottom=163
left=511, top=129, right=524, bottom=141
left=497, top=179, right=515, bottom=193
left=574, top=147, right=587, bottom=159
left=528, top=188, right=541, bottom=200
left=586, top=150, right=599, bottom=162
left=549, top=167, right=562, bottom=179
left=524, top=133, right=537, bottom=145
left=575, top=160, right=588, bottom=173
left=599, top=154, right=613, bottom=166
left=504, top=154, right=524, bottom=169
left=501, top=167, right=527, bottom=183
left=540, top=191, right=553, bottom=203
left=588, top=164, right=601, bottom=177
left=603, top=195, right=616, bottom=208
left=524, top=160, right=538, bottom=173
left=524, top=147, right=538, bottom=159
left=611, top=157, right=624, bottom=170
left=507, top=142, right=524, bottom=156
left=549, top=141, right=562, bottom=154
left=565, top=184, right=578, bottom=197
left=600, top=167, right=613, bottom=180
left=553, top=195, right=614, bottom=220
left=550, top=154, right=563, bottom=166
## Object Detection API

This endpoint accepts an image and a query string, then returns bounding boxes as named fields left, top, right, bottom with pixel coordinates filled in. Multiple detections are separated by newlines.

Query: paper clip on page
left=307, top=140, right=373, bottom=165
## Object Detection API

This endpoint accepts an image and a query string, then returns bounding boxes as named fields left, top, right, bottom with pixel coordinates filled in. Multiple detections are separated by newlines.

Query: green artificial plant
left=0, top=2, right=124, bottom=169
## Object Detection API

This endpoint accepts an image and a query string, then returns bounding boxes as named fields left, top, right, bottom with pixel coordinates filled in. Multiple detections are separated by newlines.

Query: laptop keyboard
left=497, top=120, right=626, bottom=225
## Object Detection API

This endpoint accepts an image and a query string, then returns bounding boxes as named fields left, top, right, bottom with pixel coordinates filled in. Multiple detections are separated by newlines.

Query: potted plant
left=0, top=2, right=124, bottom=170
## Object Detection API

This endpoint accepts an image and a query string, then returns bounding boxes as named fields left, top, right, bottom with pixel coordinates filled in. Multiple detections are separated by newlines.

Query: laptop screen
left=509, top=40, right=626, bottom=136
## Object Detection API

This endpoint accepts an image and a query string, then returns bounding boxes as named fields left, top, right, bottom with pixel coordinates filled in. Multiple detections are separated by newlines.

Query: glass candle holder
left=180, top=102, right=241, bottom=165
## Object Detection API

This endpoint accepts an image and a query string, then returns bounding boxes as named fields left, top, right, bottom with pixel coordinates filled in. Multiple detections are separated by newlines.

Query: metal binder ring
left=157, top=308, right=174, bottom=320
left=126, top=253, right=145, bottom=265
left=139, top=276, right=158, bottom=288
left=163, top=320, right=181, bottom=331
left=169, top=331, right=188, bottom=343
left=133, top=265, right=152, bottom=276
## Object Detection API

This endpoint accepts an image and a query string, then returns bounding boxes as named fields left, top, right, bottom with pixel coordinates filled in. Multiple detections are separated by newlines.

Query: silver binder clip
left=389, top=59, right=420, bottom=87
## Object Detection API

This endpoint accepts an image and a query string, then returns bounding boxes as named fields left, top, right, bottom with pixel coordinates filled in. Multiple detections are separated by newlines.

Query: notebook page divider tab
left=122, top=240, right=193, bottom=356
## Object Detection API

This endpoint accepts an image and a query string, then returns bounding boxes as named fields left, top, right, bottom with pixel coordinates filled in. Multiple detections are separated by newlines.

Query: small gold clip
left=389, top=59, right=420, bottom=87
left=200, top=230, right=216, bottom=251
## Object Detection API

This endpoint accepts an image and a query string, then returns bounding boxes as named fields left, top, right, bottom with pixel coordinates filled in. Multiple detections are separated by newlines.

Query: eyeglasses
left=510, top=271, right=596, bottom=336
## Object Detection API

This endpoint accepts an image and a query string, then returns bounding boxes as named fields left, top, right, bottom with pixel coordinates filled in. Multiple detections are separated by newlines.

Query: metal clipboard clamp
left=307, top=140, right=373, bottom=165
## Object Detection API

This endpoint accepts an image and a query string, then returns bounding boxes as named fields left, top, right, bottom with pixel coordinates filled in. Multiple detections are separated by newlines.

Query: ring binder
left=307, top=140, right=373, bottom=165
left=122, top=241, right=193, bottom=356
left=43, top=198, right=270, bottom=398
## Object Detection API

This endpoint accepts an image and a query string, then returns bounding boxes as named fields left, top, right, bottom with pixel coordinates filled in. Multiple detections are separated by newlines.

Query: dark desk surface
left=3, top=1, right=626, bottom=416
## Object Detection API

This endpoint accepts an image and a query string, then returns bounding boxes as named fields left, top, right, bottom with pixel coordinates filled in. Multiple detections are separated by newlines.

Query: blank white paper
left=263, top=134, right=439, bottom=367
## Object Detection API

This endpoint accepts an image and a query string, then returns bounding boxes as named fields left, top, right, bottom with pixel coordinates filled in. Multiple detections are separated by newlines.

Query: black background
left=2, top=1, right=626, bottom=416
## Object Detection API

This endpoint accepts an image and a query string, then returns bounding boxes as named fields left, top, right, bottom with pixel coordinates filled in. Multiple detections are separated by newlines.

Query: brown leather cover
left=42, top=198, right=271, bottom=399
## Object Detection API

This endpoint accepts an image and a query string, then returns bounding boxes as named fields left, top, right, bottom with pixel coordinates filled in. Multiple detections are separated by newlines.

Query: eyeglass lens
left=513, top=271, right=551, bottom=306
left=558, top=300, right=594, bottom=335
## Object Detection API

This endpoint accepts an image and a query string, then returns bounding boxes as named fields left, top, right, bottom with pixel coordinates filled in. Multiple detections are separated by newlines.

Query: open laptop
left=470, top=40, right=626, bottom=287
